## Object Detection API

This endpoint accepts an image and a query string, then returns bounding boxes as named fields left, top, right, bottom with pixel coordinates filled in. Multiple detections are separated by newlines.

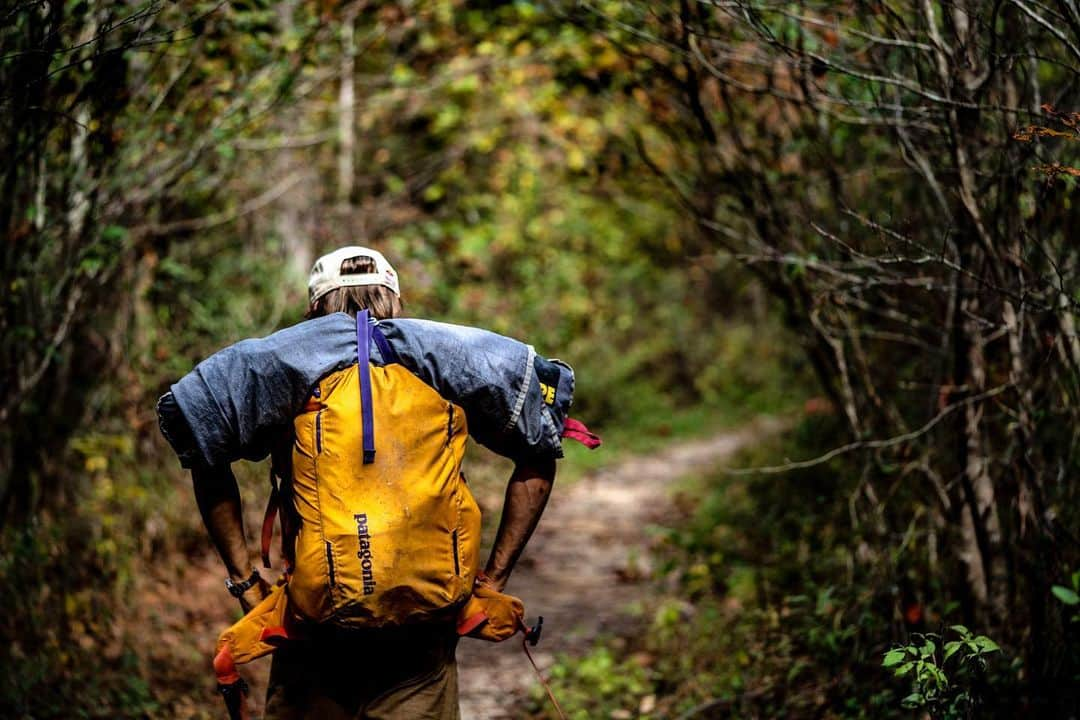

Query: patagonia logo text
left=354, top=513, right=376, bottom=595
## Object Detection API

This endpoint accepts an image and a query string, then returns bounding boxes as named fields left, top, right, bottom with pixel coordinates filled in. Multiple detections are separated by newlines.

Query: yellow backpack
left=286, top=316, right=481, bottom=626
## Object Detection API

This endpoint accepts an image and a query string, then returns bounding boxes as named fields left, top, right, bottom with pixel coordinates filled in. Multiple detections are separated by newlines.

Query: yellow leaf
left=567, top=147, right=586, bottom=171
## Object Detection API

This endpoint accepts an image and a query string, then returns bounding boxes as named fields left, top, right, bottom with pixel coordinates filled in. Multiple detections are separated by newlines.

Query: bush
left=531, top=416, right=1042, bottom=718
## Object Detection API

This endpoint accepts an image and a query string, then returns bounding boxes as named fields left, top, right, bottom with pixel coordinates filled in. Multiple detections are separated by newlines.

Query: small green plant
left=1051, top=571, right=1080, bottom=685
left=536, top=645, right=654, bottom=720
left=1051, top=570, right=1080, bottom=622
left=882, top=626, right=1000, bottom=719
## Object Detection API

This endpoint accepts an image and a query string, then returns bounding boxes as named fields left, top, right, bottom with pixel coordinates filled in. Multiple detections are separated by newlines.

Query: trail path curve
left=456, top=417, right=782, bottom=719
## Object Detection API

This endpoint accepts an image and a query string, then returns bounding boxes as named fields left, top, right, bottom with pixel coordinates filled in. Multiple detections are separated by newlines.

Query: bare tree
left=0, top=1, right=335, bottom=522
left=584, top=0, right=1080, bottom=708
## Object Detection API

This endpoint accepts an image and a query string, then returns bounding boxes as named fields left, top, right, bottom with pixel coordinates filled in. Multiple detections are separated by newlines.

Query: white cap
left=308, top=246, right=401, bottom=304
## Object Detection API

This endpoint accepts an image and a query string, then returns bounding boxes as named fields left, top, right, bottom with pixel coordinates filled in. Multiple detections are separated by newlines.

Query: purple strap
left=372, top=325, right=399, bottom=365
left=356, top=310, right=375, bottom=465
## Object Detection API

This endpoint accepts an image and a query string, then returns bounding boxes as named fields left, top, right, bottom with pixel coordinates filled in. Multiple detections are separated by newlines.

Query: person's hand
left=457, top=572, right=525, bottom=642
left=237, top=572, right=271, bottom=614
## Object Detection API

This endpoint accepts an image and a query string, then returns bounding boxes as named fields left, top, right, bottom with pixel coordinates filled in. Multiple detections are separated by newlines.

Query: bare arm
left=191, top=464, right=269, bottom=611
left=483, top=458, right=556, bottom=592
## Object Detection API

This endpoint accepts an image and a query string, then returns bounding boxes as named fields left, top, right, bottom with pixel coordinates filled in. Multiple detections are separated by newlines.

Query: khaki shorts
left=264, top=623, right=459, bottom=720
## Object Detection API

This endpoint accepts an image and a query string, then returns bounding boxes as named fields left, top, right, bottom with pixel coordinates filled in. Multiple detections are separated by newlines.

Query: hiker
left=156, top=246, right=598, bottom=719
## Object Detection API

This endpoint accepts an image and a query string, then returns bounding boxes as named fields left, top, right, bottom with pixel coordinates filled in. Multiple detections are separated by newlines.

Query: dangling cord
left=520, top=620, right=568, bottom=720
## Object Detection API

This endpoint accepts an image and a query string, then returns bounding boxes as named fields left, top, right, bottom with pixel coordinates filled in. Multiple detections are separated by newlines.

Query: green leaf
left=422, top=183, right=445, bottom=202
left=102, top=224, right=128, bottom=243
left=901, top=693, right=925, bottom=708
left=950, top=624, right=970, bottom=637
left=973, top=636, right=1000, bottom=653
left=1052, top=585, right=1080, bottom=606
left=893, top=661, right=915, bottom=677
left=882, top=649, right=906, bottom=667
left=944, top=641, right=962, bottom=661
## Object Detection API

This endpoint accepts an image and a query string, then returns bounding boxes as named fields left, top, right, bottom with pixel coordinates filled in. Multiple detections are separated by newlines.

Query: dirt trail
left=456, top=417, right=782, bottom=719
left=138, top=418, right=779, bottom=718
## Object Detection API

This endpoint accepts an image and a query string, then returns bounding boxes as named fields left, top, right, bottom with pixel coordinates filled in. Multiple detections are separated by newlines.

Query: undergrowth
left=527, top=415, right=1032, bottom=720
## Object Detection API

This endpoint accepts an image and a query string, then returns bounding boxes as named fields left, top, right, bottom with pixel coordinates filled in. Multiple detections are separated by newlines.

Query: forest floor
left=135, top=416, right=782, bottom=719
left=456, top=416, right=784, bottom=719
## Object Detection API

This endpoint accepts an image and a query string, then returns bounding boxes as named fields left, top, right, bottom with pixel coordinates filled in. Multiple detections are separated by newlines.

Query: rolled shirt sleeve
left=377, top=318, right=575, bottom=461
left=157, top=313, right=576, bottom=469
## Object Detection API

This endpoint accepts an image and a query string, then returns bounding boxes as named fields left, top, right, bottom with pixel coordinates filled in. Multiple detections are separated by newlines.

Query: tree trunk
left=336, top=11, right=356, bottom=206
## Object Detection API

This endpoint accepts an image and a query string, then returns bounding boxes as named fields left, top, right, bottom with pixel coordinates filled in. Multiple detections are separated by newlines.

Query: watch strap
left=225, top=568, right=261, bottom=598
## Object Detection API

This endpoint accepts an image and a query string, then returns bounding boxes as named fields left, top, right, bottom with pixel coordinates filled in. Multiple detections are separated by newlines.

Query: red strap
left=260, top=486, right=279, bottom=570
left=213, top=645, right=240, bottom=685
left=456, top=611, right=489, bottom=637
left=259, top=626, right=289, bottom=644
left=561, top=417, right=601, bottom=449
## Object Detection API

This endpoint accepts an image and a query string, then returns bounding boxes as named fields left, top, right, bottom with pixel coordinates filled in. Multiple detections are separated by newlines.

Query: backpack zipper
left=325, top=541, right=336, bottom=587
left=315, top=409, right=324, bottom=454
left=451, top=529, right=460, bottom=576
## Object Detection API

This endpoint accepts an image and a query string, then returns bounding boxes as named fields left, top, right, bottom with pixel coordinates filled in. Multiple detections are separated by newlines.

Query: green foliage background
left=0, top=3, right=795, bottom=716
left=3, top=1, right=1079, bottom=718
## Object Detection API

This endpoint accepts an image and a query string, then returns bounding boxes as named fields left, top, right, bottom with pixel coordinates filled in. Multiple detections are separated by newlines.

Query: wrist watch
left=225, top=568, right=261, bottom=598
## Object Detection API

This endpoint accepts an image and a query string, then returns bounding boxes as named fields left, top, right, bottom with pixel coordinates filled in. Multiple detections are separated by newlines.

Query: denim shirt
left=158, top=313, right=575, bottom=469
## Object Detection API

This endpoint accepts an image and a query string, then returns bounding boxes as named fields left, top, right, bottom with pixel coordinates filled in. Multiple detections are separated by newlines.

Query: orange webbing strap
left=520, top=619, right=568, bottom=720
left=261, top=462, right=288, bottom=570
left=260, top=484, right=279, bottom=569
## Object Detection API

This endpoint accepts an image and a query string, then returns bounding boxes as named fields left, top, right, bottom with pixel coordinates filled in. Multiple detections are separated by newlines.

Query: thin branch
left=1010, top=0, right=1080, bottom=66
left=3, top=285, right=84, bottom=424
left=134, top=171, right=304, bottom=237
left=720, top=385, right=1012, bottom=475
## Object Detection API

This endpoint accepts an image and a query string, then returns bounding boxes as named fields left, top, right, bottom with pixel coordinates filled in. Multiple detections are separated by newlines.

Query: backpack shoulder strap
left=260, top=466, right=281, bottom=570
left=357, top=310, right=376, bottom=465
left=371, top=323, right=399, bottom=365
left=261, top=430, right=296, bottom=570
